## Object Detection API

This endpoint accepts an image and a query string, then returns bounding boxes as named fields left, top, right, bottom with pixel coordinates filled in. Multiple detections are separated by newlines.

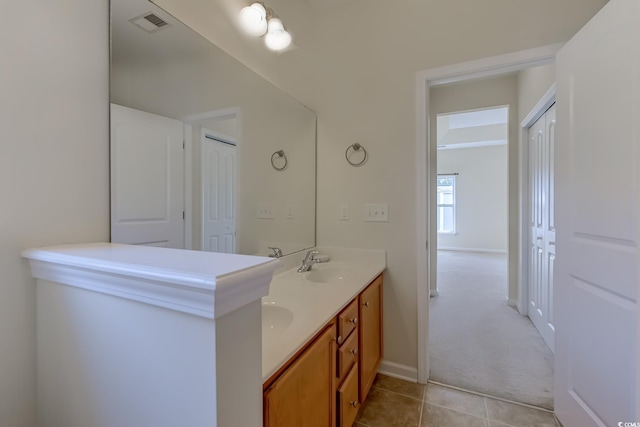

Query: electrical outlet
left=340, top=204, right=350, bottom=220
left=364, top=204, right=389, bottom=222
left=257, top=205, right=275, bottom=219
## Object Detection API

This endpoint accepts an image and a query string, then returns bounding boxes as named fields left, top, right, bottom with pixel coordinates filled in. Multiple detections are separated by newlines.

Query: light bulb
left=264, top=18, right=291, bottom=51
left=239, top=3, right=268, bottom=37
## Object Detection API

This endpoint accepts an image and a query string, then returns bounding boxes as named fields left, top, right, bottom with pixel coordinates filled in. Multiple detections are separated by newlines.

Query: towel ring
left=271, top=150, right=287, bottom=171
left=345, top=143, right=367, bottom=167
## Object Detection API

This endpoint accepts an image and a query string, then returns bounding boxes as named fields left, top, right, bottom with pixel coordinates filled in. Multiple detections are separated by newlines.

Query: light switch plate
left=340, top=204, right=350, bottom=220
left=364, top=204, right=388, bottom=222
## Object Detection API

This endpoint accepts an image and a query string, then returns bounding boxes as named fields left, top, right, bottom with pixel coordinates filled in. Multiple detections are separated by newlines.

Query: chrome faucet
left=268, top=247, right=283, bottom=258
left=297, top=250, right=321, bottom=273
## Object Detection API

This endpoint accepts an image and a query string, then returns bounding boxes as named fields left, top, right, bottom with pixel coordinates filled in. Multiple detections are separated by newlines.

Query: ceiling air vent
left=130, top=12, right=171, bottom=33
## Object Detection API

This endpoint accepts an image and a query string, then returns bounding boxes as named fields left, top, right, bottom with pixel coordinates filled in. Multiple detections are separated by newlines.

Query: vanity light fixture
left=239, top=2, right=269, bottom=36
left=239, top=2, right=292, bottom=51
left=264, top=18, right=291, bottom=51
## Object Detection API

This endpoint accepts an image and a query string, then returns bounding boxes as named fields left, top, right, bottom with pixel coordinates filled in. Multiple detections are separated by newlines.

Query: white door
left=201, top=130, right=236, bottom=253
left=528, top=104, right=556, bottom=352
left=555, top=0, right=639, bottom=425
left=111, top=104, right=184, bottom=248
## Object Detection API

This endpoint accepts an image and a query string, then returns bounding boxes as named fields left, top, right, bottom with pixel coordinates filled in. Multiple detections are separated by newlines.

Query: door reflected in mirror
left=110, top=0, right=316, bottom=257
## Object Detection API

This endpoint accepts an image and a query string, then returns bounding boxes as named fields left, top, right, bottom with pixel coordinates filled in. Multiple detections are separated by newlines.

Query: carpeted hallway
left=429, top=250, right=554, bottom=410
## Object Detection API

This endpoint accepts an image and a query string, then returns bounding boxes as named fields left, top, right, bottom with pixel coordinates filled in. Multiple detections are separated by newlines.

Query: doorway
left=182, top=107, right=240, bottom=252
left=201, top=128, right=237, bottom=254
left=415, top=45, right=562, bottom=388
left=428, top=95, right=554, bottom=409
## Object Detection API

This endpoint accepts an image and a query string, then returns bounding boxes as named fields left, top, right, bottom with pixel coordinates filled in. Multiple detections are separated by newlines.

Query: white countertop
left=22, top=242, right=280, bottom=319
left=262, top=247, right=386, bottom=381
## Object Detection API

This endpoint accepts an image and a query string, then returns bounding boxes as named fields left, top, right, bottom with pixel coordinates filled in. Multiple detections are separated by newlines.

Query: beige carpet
left=429, top=251, right=554, bottom=410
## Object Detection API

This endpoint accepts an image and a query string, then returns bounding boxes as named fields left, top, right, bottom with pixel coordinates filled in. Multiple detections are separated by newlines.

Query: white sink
left=262, top=301, right=293, bottom=339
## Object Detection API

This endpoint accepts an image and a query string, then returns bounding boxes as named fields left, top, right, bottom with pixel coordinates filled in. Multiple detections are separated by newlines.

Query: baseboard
left=507, top=298, right=518, bottom=307
left=438, top=247, right=507, bottom=254
left=430, top=288, right=439, bottom=297
left=378, top=360, right=418, bottom=383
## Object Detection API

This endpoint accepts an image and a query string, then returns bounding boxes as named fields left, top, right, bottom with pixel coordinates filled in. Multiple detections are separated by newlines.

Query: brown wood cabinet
left=359, top=275, right=383, bottom=403
left=263, top=324, right=336, bottom=427
left=263, top=274, right=383, bottom=427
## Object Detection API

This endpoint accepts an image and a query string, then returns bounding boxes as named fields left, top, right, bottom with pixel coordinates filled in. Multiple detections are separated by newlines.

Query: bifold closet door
left=528, top=104, right=556, bottom=353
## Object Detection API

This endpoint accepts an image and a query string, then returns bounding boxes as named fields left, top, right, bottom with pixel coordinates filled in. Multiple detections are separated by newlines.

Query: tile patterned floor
left=354, top=375, right=559, bottom=427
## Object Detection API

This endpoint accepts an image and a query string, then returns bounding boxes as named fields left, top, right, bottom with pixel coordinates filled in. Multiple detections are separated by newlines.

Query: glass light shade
left=264, top=18, right=291, bottom=51
left=239, top=3, right=268, bottom=37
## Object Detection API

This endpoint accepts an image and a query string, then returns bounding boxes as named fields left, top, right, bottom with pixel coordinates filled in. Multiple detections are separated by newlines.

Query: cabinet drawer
left=337, top=329, right=358, bottom=380
left=337, top=364, right=359, bottom=427
left=338, top=299, right=358, bottom=344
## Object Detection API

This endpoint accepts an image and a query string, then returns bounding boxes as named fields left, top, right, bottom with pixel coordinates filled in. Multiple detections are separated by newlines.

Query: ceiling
left=304, top=0, right=352, bottom=12
left=437, top=107, right=509, bottom=150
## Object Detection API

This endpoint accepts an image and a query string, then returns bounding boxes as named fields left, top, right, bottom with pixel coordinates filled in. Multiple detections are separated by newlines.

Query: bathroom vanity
left=22, top=243, right=384, bottom=427
left=261, top=248, right=386, bottom=427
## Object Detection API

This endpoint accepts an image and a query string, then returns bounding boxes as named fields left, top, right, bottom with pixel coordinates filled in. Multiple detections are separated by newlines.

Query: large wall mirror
left=110, top=0, right=316, bottom=257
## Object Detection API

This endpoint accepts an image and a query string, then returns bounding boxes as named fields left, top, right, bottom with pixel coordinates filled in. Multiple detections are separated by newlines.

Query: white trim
left=378, top=360, right=419, bottom=383
left=417, top=43, right=563, bottom=86
left=507, top=298, right=518, bottom=307
left=520, top=84, right=557, bottom=128
left=22, top=243, right=278, bottom=320
left=184, top=124, right=193, bottom=250
left=416, top=43, right=562, bottom=384
left=517, top=84, right=556, bottom=316
left=437, top=247, right=508, bottom=254
left=438, top=139, right=507, bottom=150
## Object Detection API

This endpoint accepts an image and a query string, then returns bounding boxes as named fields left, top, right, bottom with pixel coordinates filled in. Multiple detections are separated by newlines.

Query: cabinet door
left=359, top=275, right=383, bottom=403
left=264, top=325, right=336, bottom=427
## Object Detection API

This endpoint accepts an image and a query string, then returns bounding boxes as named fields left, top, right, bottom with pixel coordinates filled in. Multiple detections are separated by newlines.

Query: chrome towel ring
left=271, top=150, right=288, bottom=171
left=345, top=143, right=367, bottom=166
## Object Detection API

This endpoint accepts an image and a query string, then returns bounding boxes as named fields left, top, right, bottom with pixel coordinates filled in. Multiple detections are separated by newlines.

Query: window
left=437, top=175, right=456, bottom=234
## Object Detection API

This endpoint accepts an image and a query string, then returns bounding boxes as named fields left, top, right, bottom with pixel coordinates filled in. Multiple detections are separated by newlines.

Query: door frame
left=517, top=84, right=557, bottom=316
left=181, top=107, right=242, bottom=250
left=415, top=43, right=562, bottom=383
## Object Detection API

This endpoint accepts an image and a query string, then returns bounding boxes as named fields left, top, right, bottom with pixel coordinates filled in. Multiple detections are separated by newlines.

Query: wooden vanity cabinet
left=263, top=274, right=383, bottom=427
left=358, top=275, right=383, bottom=403
left=263, top=323, right=337, bottom=427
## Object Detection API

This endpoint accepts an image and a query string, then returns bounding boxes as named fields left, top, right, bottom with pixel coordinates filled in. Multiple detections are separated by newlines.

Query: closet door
left=528, top=104, right=555, bottom=352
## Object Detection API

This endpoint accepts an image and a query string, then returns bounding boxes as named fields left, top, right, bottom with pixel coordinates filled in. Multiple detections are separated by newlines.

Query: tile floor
left=354, top=375, right=559, bottom=427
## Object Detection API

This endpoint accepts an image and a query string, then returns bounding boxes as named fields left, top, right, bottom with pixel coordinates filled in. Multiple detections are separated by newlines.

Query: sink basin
left=302, top=265, right=356, bottom=284
left=262, top=304, right=293, bottom=339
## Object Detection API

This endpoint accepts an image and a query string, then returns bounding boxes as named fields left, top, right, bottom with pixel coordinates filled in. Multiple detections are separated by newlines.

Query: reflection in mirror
left=110, top=0, right=316, bottom=257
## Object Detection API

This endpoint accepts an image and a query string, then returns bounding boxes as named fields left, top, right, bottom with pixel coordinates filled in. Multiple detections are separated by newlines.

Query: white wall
left=438, top=145, right=508, bottom=252
left=518, top=63, right=557, bottom=122
left=155, top=0, right=606, bottom=375
left=0, top=1, right=110, bottom=425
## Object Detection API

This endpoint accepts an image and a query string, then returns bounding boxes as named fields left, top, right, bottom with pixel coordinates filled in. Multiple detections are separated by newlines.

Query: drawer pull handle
left=349, top=317, right=358, bottom=325
left=350, top=401, right=358, bottom=408
left=337, top=336, right=343, bottom=345
left=350, top=348, right=358, bottom=356
left=363, top=301, right=370, bottom=308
